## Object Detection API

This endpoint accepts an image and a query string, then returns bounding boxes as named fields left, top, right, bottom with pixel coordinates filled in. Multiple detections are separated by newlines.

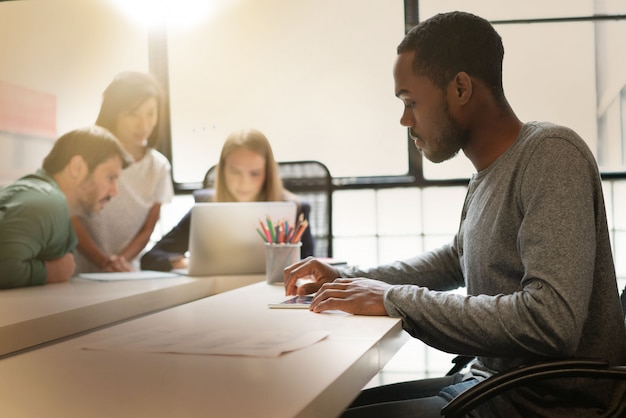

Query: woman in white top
left=72, top=72, right=174, bottom=272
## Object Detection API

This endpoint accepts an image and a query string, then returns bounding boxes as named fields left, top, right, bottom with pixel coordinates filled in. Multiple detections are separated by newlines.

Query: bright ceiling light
left=110, top=0, right=217, bottom=28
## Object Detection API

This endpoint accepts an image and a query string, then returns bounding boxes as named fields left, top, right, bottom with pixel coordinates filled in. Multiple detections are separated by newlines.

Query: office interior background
left=1, top=0, right=625, bottom=385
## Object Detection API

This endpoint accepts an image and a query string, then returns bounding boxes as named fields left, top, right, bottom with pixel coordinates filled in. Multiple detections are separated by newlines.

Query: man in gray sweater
left=284, top=11, right=626, bottom=417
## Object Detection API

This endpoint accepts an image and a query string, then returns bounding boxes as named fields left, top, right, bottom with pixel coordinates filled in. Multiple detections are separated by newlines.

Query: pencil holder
left=265, top=242, right=302, bottom=285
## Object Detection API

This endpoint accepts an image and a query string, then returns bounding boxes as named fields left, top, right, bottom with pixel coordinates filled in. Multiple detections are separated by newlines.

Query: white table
left=0, top=273, right=263, bottom=356
left=0, top=281, right=408, bottom=418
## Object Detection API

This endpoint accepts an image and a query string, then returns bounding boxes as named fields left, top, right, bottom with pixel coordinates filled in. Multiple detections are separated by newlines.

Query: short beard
left=424, top=102, right=467, bottom=163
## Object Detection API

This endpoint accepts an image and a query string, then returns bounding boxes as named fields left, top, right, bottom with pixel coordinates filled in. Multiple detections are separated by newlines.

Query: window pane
left=334, top=237, right=378, bottom=268
left=333, top=190, right=377, bottom=236
left=614, top=232, right=626, bottom=278
left=379, top=236, right=422, bottom=265
left=167, top=0, right=407, bottom=183
left=422, top=187, right=466, bottom=234
left=377, top=188, right=422, bottom=235
left=596, top=18, right=626, bottom=171
left=612, top=181, right=626, bottom=230
left=419, top=0, right=626, bottom=22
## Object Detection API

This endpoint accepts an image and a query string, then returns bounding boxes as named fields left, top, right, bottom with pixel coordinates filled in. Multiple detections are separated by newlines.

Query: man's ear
left=67, top=155, right=88, bottom=181
left=452, top=71, right=473, bottom=105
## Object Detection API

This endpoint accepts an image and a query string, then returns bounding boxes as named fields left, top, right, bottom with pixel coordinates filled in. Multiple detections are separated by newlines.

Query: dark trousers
left=340, top=373, right=478, bottom=418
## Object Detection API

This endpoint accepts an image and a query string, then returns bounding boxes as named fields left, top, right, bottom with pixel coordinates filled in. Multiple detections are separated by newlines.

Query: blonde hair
left=215, top=129, right=297, bottom=203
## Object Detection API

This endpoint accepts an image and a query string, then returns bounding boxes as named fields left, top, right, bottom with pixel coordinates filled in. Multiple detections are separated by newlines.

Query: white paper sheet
left=82, top=328, right=329, bottom=357
left=78, top=271, right=182, bottom=281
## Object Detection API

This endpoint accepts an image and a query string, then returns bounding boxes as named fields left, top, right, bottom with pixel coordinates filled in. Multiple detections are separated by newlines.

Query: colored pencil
left=266, top=215, right=276, bottom=243
left=256, top=228, right=268, bottom=242
left=290, top=219, right=308, bottom=243
left=258, top=219, right=272, bottom=242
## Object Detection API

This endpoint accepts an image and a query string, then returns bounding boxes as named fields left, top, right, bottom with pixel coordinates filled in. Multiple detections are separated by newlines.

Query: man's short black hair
left=397, top=11, right=506, bottom=105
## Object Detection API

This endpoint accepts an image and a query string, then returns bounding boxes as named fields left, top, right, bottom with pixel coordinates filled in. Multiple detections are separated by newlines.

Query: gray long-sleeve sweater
left=341, top=122, right=626, bottom=416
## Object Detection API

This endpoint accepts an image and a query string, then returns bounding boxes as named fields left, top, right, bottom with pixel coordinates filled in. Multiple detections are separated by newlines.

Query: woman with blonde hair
left=141, top=128, right=313, bottom=271
left=214, top=128, right=295, bottom=202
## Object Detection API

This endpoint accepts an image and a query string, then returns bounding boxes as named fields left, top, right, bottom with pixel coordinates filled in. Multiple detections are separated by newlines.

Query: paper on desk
left=82, top=328, right=329, bottom=357
left=78, top=271, right=181, bottom=281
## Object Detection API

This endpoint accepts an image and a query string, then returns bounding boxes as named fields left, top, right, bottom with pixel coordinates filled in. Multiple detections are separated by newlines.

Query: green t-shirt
left=0, top=169, right=77, bottom=288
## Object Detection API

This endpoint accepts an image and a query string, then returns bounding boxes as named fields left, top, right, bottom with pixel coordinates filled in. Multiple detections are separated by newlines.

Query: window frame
left=148, top=1, right=626, bottom=194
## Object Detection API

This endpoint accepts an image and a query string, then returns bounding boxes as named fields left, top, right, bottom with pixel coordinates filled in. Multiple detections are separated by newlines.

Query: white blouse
left=75, top=148, right=174, bottom=272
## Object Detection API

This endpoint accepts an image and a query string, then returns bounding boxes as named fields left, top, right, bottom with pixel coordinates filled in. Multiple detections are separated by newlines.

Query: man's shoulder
left=518, top=122, right=594, bottom=163
left=522, top=122, right=587, bottom=148
left=0, top=174, right=65, bottom=211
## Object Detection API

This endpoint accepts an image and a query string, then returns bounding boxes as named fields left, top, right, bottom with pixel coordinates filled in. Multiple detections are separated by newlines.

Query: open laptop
left=186, top=201, right=297, bottom=276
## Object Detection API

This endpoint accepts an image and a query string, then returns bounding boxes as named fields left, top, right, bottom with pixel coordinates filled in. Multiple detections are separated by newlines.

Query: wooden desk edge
left=296, top=321, right=408, bottom=418
left=0, top=275, right=264, bottom=357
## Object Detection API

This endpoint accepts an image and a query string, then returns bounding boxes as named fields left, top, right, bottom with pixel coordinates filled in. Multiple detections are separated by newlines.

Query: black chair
left=441, top=359, right=626, bottom=417
left=441, top=285, right=626, bottom=417
left=193, top=160, right=333, bottom=258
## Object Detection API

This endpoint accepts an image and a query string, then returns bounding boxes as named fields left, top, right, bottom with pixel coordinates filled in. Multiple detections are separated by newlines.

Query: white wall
left=0, top=0, right=150, bottom=184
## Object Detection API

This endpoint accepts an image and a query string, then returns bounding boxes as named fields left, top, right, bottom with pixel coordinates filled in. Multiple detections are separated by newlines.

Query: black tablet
left=268, top=295, right=314, bottom=309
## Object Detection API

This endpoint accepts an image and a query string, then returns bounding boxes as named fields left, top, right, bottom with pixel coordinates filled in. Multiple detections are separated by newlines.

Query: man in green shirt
left=0, top=126, right=132, bottom=288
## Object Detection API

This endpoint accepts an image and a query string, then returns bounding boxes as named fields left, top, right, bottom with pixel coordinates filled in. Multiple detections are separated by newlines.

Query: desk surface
left=0, top=282, right=407, bottom=418
left=0, top=273, right=263, bottom=356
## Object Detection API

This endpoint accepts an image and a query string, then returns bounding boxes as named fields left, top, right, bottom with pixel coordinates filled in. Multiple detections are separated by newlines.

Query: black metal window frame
left=148, top=1, right=626, bottom=193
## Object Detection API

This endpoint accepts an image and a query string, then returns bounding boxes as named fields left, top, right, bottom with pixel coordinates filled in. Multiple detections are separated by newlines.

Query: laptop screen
left=187, top=201, right=297, bottom=276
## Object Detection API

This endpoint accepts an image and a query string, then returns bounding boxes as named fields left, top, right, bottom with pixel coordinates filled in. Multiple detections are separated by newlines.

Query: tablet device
left=268, top=295, right=314, bottom=309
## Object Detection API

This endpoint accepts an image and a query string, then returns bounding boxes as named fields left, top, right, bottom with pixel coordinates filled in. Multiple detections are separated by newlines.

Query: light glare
left=111, top=0, right=215, bottom=28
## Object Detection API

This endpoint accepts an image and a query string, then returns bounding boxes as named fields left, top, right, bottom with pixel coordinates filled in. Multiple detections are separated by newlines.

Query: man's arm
left=0, top=189, right=76, bottom=288
left=339, top=241, right=464, bottom=290
left=383, top=137, right=601, bottom=359
left=306, top=134, right=605, bottom=362
left=284, top=241, right=463, bottom=296
left=44, top=253, right=75, bottom=283
left=0, top=251, right=48, bottom=288
left=0, top=221, right=69, bottom=288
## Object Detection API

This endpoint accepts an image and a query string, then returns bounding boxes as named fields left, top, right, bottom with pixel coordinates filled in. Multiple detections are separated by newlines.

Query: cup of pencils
left=258, top=214, right=308, bottom=285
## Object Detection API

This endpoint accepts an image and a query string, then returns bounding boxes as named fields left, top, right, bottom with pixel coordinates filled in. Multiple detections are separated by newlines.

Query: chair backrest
left=197, top=160, right=334, bottom=257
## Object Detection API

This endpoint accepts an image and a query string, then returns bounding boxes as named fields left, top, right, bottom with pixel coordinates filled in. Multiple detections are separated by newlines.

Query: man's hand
left=283, top=257, right=341, bottom=296
left=45, top=253, right=75, bottom=283
left=309, top=278, right=390, bottom=315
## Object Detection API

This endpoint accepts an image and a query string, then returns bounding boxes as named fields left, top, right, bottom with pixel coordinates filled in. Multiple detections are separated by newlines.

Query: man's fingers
left=296, top=281, right=322, bottom=295
left=310, top=296, right=352, bottom=314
